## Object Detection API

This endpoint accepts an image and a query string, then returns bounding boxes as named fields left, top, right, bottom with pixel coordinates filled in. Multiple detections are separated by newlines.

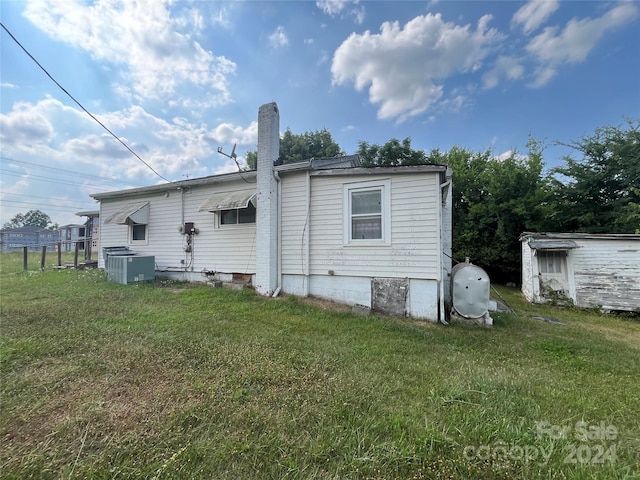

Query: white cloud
left=0, top=97, right=257, bottom=182
left=439, top=94, right=468, bottom=113
left=482, top=56, right=524, bottom=89
left=526, top=1, right=638, bottom=87
left=210, top=121, right=258, bottom=146
left=1, top=82, right=19, bottom=89
left=529, top=66, right=557, bottom=88
left=493, top=150, right=528, bottom=163
left=512, top=0, right=559, bottom=34
left=317, top=0, right=365, bottom=24
left=23, top=0, right=236, bottom=105
left=317, top=50, right=329, bottom=66
left=317, top=0, right=349, bottom=16
left=0, top=101, right=54, bottom=144
left=210, top=7, right=232, bottom=29
left=331, top=13, right=501, bottom=121
left=268, top=26, right=289, bottom=48
left=352, top=6, right=365, bottom=25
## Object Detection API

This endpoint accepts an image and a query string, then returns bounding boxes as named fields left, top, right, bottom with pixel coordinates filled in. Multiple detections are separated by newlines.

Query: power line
left=0, top=156, right=143, bottom=187
left=1, top=192, right=96, bottom=204
left=0, top=200, right=94, bottom=212
left=0, top=169, right=116, bottom=191
left=0, top=21, right=172, bottom=184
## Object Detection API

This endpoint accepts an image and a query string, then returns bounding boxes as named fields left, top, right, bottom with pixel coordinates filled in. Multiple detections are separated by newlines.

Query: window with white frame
left=130, top=222, right=147, bottom=244
left=344, top=180, right=390, bottom=244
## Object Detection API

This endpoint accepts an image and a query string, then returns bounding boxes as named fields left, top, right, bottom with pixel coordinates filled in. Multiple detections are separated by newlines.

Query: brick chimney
left=255, top=102, right=280, bottom=295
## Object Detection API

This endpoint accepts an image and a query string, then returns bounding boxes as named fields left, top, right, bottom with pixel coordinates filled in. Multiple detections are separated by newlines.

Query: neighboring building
left=0, top=226, right=59, bottom=252
left=76, top=211, right=100, bottom=261
left=91, top=103, right=453, bottom=322
left=59, top=224, right=86, bottom=252
left=520, top=232, right=640, bottom=312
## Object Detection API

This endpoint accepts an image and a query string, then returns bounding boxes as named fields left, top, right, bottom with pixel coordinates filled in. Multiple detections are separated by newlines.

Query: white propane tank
left=450, top=259, right=493, bottom=326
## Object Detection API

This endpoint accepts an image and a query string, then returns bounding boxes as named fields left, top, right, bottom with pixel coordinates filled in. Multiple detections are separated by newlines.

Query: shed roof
left=529, top=240, right=579, bottom=250
left=521, top=232, right=640, bottom=242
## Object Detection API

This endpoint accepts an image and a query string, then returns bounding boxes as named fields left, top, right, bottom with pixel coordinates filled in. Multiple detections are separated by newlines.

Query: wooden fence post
left=57, top=242, right=62, bottom=267
left=23, top=246, right=28, bottom=271
left=40, top=245, right=47, bottom=270
left=74, top=241, right=80, bottom=268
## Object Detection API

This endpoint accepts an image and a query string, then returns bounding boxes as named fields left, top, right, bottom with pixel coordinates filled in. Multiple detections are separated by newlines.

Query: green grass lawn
left=1, top=252, right=639, bottom=479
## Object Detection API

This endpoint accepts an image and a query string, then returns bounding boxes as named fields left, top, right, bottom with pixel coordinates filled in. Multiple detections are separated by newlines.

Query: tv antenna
left=217, top=143, right=251, bottom=183
left=217, top=143, right=237, bottom=160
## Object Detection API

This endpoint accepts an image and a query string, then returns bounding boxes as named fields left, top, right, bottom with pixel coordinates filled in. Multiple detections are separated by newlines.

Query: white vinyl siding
left=308, top=173, right=440, bottom=279
left=99, top=181, right=257, bottom=274
left=280, top=172, right=309, bottom=275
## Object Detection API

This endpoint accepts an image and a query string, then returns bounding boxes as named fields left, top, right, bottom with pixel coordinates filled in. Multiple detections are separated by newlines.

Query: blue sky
left=1, top=0, right=639, bottom=227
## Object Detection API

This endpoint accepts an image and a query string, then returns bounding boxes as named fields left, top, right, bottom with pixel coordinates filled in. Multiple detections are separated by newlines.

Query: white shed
left=520, top=232, right=640, bottom=311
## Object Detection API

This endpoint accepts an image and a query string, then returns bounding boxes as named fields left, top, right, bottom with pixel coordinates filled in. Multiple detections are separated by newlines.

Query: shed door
left=538, top=251, right=569, bottom=299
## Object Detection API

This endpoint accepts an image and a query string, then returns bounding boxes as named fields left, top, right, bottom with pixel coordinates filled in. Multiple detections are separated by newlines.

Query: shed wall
left=570, top=239, right=640, bottom=311
left=521, top=241, right=535, bottom=302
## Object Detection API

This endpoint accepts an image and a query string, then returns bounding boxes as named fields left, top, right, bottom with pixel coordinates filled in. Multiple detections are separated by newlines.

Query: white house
left=91, top=102, right=453, bottom=322
left=520, top=232, right=640, bottom=312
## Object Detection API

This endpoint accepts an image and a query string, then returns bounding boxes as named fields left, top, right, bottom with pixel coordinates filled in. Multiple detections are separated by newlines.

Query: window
left=220, top=203, right=256, bottom=225
left=538, top=251, right=564, bottom=274
left=344, top=180, right=390, bottom=244
left=130, top=223, right=147, bottom=243
left=352, top=190, right=382, bottom=239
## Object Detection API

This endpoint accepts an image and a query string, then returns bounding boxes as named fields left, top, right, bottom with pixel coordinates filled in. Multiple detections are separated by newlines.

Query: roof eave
left=91, top=170, right=257, bottom=201
left=310, top=164, right=448, bottom=177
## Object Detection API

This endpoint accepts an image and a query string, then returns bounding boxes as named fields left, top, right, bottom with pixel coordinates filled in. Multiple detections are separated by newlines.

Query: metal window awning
left=199, top=191, right=256, bottom=212
left=529, top=240, right=579, bottom=250
left=105, top=202, right=150, bottom=225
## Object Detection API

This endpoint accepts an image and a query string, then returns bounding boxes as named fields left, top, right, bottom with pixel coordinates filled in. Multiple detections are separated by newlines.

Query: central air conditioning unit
left=107, top=255, right=155, bottom=285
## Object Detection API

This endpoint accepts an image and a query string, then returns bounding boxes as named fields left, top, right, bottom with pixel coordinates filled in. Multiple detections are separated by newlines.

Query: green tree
left=245, top=128, right=343, bottom=169
left=445, top=140, right=553, bottom=282
left=245, top=151, right=257, bottom=171
left=550, top=120, right=640, bottom=233
left=3, top=210, right=56, bottom=230
left=357, top=137, right=433, bottom=166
